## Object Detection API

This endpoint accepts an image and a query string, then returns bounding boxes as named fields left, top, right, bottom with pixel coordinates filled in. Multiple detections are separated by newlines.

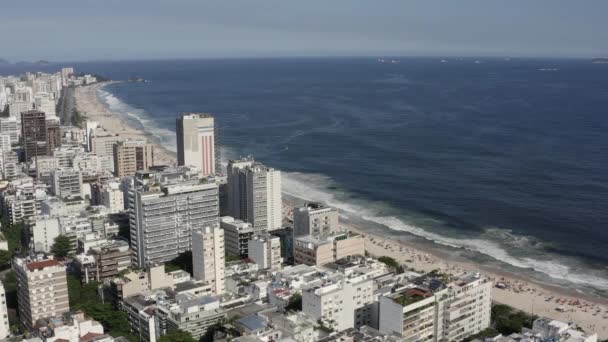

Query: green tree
left=491, top=304, right=537, bottom=336
left=51, top=235, right=72, bottom=258
left=2, top=221, right=24, bottom=253
left=0, top=250, right=11, bottom=268
left=67, top=275, right=138, bottom=341
left=159, top=329, right=197, bottom=342
left=285, top=293, right=302, bottom=311
left=377, top=256, right=404, bottom=273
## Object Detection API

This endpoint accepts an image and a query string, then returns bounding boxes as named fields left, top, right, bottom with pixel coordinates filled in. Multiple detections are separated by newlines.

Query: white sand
left=73, top=82, right=177, bottom=166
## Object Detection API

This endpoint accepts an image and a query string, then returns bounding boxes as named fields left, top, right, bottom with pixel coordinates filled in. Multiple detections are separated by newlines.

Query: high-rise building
left=192, top=227, right=225, bottom=295
left=176, top=113, right=218, bottom=176
left=0, top=282, right=9, bottom=339
left=113, top=140, right=154, bottom=177
left=129, top=180, right=220, bottom=268
left=46, top=118, right=62, bottom=153
left=227, top=157, right=282, bottom=230
left=0, top=117, right=19, bottom=144
left=0, top=133, right=11, bottom=152
left=226, top=157, right=255, bottom=220
left=293, top=202, right=339, bottom=238
left=14, top=257, right=70, bottom=331
left=248, top=233, right=282, bottom=271
left=21, top=110, right=48, bottom=162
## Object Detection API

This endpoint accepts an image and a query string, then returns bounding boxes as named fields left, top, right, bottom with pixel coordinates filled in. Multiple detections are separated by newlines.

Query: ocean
left=3, top=57, right=608, bottom=296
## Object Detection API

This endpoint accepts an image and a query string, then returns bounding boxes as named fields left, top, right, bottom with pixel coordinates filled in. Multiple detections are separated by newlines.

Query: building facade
left=227, top=157, right=282, bottom=231
left=50, top=168, right=83, bottom=198
left=113, top=140, right=154, bottom=177
left=0, top=282, right=9, bottom=339
left=129, top=181, right=220, bottom=267
left=294, top=232, right=364, bottom=266
left=176, top=113, right=218, bottom=176
left=293, top=202, right=339, bottom=238
left=192, top=227, right=225, bottom=295
left=21, top=110, right=48, bottom=162
left=14, top=257, right=70, bottom=330
left=248, top=234, right=282, bottom=271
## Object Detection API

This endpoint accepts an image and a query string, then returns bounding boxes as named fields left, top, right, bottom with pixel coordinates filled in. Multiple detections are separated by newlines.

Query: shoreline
left=74, top=82, right=608, bottom=338
left=74, top=81, right=177, bottom=166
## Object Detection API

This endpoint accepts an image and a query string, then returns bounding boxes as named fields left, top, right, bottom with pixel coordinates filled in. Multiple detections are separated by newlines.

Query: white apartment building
left=302, top=270, right=374, bottom=332
left=0, top=133, right=11, bottom=152
left=14, top=257, right=70, bottom=330
left=293, top=202, right=339, bottom=238
left=379, top=273, right=492, bottom=342
left=32, top=215, right=61, bottom=253
left=100, top=180, right=125, bottom=213
left=220, top=216, right=258, bottom=257
left=50, top=168, right=83, bottom=198
left=294, top=232, right=364, bottom=266
left=176, top=113, right=217, bottom=176
left=248, top=234, right=282, bottom=271
left=0, top=117, right=19, bottom=143
left=0, top=282, right=10, bottom=339
left=129, top=180, right=220, bottom=267
left=227, top=157, right=282, bottom=230
left=192, top=227, right=225, bottom=295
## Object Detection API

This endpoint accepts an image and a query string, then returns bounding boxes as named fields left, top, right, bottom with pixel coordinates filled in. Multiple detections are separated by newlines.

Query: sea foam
left=281, top=170, right=608, bottom=291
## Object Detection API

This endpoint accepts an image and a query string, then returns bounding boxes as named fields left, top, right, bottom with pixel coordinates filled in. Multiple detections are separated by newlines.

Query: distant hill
left=14, top=60, right=52, bottom=66
left=0, top=58, right=10, bottom=65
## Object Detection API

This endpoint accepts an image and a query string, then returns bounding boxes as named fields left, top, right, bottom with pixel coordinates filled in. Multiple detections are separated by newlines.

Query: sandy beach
left=75, top=82, right=608, bottom=339
left=281, top=198, right=608, bottom=339
left=74, top=82, right=177, bottom=166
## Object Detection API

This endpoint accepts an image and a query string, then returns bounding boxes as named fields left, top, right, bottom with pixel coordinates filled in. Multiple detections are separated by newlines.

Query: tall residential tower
left=176, top=113, right=218, bottom=176
left=129, top=175, right=220, bottom=268
left=227, top=157, right=282, bottom=231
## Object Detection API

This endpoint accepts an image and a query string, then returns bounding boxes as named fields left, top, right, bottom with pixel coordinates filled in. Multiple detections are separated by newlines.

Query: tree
left=51, top=235, right=71, bottom=258
left=0, top=250, right=11, bottom=268
left=377, top=256, right=404, bottom=273
left=285, top=293, right=302, bottom=311
left=66, top=275, right=138, bottom=341
left=159, top=329, right=197, bottom=342
left=2, top=221, right=24, bottom=253
left=491, top=304, right=537, bottom=336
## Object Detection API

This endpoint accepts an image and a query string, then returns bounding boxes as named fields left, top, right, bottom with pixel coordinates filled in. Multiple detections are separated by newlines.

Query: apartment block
left=192, top=227, right=225, bottom=295
left=113, top=140, right=153, bottom=177
left=227, top=157, right=282, bottom=230
left=129, top=179, right=219, bottom=267
left=293, top=202, right=339, bottom=238
left=14, top=257, right=70, bottom=330
left=379, top=273, right=492, bottom=342
left=294, top=232, right=364, bottom=266
left=248, top=233, right=282, bottom=271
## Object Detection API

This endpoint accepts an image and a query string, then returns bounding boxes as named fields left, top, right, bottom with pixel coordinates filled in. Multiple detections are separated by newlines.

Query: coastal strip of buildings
left=0, top=68, right=599, bottom=342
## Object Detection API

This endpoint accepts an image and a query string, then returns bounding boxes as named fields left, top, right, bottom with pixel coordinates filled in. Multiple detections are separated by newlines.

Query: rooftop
left=26, top=259, right=61, bottom=271
left=391, top=288, right=433, bottom=306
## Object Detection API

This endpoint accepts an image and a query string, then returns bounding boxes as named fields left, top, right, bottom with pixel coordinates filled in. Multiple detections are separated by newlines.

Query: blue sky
left=2, top=0, right=607, bottom=61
